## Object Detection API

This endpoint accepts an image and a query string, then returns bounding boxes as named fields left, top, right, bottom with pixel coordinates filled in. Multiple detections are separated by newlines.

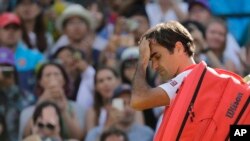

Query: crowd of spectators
left=0, top=0, right=249, bottom=141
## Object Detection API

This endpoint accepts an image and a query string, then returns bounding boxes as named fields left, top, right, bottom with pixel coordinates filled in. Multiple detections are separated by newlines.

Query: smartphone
left=112, top=98, right=124, bottom=111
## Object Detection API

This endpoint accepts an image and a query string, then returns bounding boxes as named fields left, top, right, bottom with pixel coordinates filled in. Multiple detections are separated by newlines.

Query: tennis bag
left=154, top=61, right=250, bottom=141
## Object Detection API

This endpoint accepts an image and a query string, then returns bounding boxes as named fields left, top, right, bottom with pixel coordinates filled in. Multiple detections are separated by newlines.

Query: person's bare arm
left=61, top=109, right=84, bottom=140
left=131, top=38, right=170, bottom=110
left=85, top=108, right=97, bottom=132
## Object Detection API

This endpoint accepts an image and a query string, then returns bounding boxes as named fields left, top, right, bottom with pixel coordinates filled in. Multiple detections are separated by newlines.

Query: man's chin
left=160, top=74, right=170, bottom=82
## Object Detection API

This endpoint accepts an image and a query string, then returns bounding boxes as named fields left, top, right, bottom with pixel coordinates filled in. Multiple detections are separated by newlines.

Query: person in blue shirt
left=0, top=47, right=35, bottom=141
left=0, top=12, right=44, bottom=93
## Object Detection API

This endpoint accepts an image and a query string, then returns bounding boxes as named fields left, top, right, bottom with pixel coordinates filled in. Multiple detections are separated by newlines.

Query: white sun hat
left=56, top=4, right=95, bottom=32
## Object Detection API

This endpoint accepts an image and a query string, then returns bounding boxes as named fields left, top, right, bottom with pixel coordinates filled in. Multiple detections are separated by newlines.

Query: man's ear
left=175, top=41, right=185, bottom=54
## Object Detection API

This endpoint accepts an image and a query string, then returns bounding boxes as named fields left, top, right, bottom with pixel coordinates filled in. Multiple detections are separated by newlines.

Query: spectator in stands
left=0, top=47, right=35, bottom=141
left=188, top=0, right=242, bottom=73
left=41, top=0, right=71, bottom=41
left=23, top=101, right=65, bottom=140
left=53, top=4, right=95, bottom=63
left=19, top=62, right=84, bottom=140
left=15, top=0, right=54, bottom=55
left=0, top=0, right=8, bottom=13
left=0, top=12, right=44, bottom=93
left=86, top=0, right=111, bottom=66
left=205, top=18, right=239, bottom=73
left=85, top=84, right=154, bottom=141
left=98, top=2, right=150, bottom=69
left=120, top=47, right=139, bottom=85
left=146, top=0, right=188, bottom=27
left=188, top=0, right=211, bottom=27
left=239, top=42, right=250, bottom=76
left=182, top=20, right=223, bottom=68
left=122, top=3, right=150, bottom=44
left=0, top=114, right=9, bottom=141
left=100, top=127, right=128, bottom=141
left=85, top=67, right=121, bottom=132
left=53, top=46, right=95, bottom=110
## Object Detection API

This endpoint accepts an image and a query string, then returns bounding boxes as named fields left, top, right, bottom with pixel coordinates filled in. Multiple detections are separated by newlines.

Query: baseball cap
left=113, top=84, right=132, bottom=98
left=0, top=47, right=15, bottom=65
left=120, top=47, right=139, bottom=61
left=56, top=4, right=94, bottom=32
left=188, top=0, right=211, bottom=12
left=0, top=13, right=21, bottom=28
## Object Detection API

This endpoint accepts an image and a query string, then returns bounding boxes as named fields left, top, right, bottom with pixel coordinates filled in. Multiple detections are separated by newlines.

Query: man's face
left=149, top=42, right=180, bottom=81
left=63, top=16, right=88, bottom=42
left=0, top=24, right=21, bottom=47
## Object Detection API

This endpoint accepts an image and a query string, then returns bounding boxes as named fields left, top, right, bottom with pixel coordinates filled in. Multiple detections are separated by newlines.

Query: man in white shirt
left=131, top=21, right=196, bottom=110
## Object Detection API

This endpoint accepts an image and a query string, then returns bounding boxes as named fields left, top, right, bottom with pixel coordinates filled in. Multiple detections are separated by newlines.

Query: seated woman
left=19, top=62, right=85, bottom=140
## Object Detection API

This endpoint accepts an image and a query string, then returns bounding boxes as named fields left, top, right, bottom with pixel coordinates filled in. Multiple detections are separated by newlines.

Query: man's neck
left=178, top=57, right=196, bottom=74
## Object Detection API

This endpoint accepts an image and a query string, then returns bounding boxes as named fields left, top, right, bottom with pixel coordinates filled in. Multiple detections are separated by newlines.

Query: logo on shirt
left=169, top=80, right=178, bottom=87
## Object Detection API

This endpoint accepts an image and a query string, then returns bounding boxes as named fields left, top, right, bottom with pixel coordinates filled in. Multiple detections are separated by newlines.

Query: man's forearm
left=131, top=63, right=151, bottom=109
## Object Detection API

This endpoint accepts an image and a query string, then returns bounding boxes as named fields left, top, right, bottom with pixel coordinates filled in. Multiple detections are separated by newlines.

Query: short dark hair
left=143, top=21, right=195, bottom=56
left=100, top=127, right=128, bottom=141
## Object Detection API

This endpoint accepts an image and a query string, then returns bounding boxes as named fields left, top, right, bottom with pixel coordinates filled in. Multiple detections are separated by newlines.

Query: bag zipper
left=176, top=68, right=207, bottom=140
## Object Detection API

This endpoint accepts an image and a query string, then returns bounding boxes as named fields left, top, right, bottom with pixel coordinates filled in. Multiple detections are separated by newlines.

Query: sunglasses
left=37, top=122, right=56, bottom=131
left=0, top=66, right=14, bottom=77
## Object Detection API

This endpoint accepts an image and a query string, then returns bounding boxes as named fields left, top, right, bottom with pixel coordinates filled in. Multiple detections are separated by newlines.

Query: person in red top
left=131, top=20, right=196, bottom=110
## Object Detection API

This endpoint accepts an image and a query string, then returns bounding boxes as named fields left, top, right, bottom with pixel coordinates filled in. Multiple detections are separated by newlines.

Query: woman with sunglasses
left=30, top=101, right=63, bottom=141
left=19, top=62, right=84, bottom=140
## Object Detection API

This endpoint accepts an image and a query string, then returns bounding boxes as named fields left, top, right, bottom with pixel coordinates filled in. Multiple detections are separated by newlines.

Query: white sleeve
left=158, top=69, right=192, bottom=101
left=76, top=66, right=95, bottom=110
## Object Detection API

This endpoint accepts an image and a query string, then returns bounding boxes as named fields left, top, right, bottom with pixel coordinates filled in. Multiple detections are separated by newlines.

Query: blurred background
left=0, top=0, right=249, bottom=141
